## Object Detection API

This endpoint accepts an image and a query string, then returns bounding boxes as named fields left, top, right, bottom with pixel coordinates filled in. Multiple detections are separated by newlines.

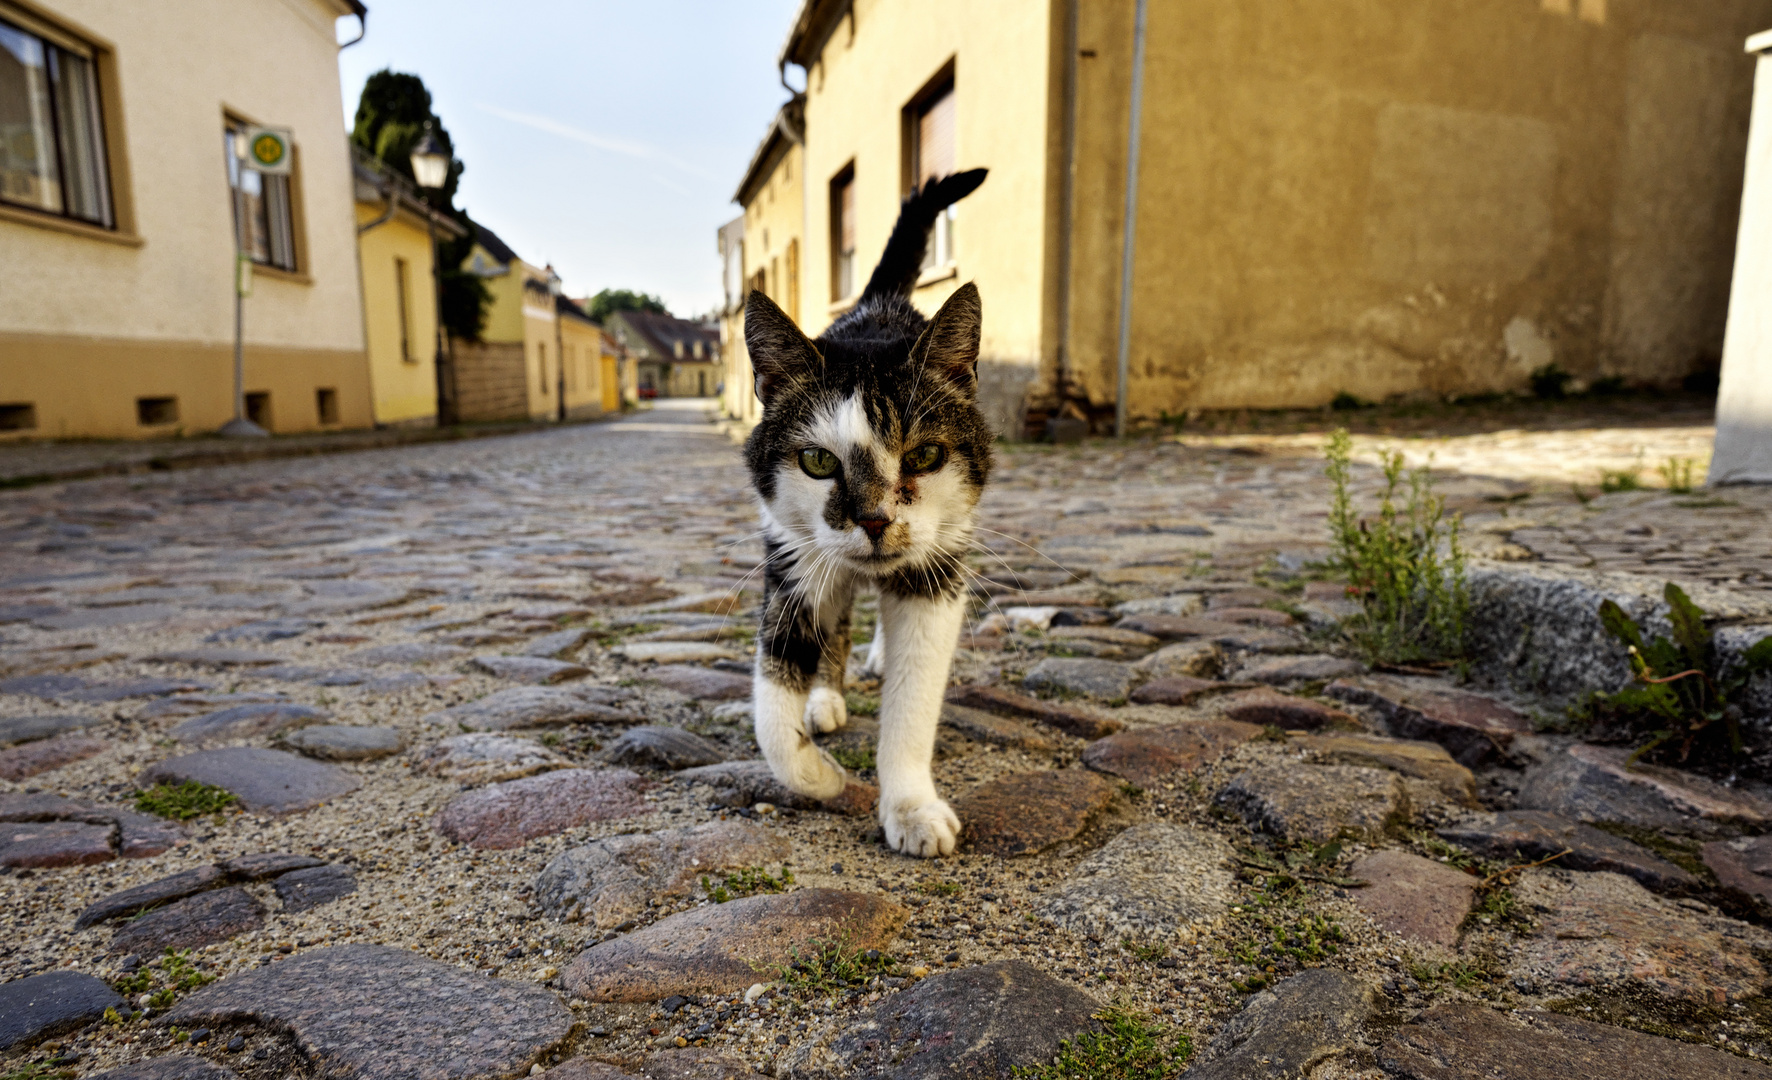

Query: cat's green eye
left=903, top=443, right=945, bottom=473
left=799, top=447, right=840, bottom=479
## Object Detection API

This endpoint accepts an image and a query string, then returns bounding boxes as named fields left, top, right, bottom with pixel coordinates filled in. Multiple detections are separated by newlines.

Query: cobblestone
left=3, top=401, right=1770, bottom=1076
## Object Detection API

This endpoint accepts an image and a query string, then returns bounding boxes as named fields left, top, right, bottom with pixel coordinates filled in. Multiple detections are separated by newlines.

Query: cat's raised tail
left=858, top=168, right=988, bottom=303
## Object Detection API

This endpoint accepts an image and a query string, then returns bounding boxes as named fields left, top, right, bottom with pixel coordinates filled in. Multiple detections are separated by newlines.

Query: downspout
left=1113, top=0, right=1149, bottom=439
left=1054, top=0, right=1079, bottom=409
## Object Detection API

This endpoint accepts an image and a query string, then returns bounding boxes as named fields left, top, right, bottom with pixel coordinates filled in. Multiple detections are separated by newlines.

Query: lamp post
left=549, top=266, right=565, bottom=422
left=410, top=122, right=456, bottom=426
left=220, top=131, right=269, bottom=438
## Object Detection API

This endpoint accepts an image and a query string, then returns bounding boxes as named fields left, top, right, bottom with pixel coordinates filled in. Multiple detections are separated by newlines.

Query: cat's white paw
left=777, top=743, right=848, bottom=800
left=883, top=798, right=961, bottom=858
left=804, top=687, right=848, bottom=734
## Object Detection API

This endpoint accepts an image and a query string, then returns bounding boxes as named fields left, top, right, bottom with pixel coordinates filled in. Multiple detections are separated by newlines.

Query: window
left=225, top=122, right=295, bottom=271
left=785, top=238, right=799, bottom=322
left=0, top=403, right=36, bottom=430
left=315, top=388, right=338, bottom=425
left=537, top=344, right=548, bottom=396
left=136, top=397, right=177, bottom=426
left=909, top=75, right=956, bottom=270
left=245, top=392, right=272, bottom=430
left=0, top=14, right=113, bottom=226
left=830, top=164, right=855, bottom=301
left=394, top=257, right=413, bottom=362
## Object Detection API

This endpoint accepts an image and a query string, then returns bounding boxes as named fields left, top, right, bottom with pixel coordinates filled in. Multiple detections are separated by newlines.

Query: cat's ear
left=745, top=290, right=822, bottom=405
left=911, top=283, right=981, bottom=394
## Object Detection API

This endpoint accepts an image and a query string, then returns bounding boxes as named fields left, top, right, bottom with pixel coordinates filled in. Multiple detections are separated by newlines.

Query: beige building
left=720, top=106, right=806, bottom=426
left=454, top=223, right=564, bottom=422
left=353, top=147, right=462, bottom=428
left=607, top=310, right=720, bottom=399
left=741, top=0, right=1772, bottom=436
left=557, top=295, right=620, bottom=420
left=0, top=0, right=371, bottom=439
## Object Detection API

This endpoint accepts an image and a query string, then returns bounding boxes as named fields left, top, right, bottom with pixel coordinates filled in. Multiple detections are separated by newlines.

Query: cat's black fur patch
left=743, top=171, right=992, bottom=684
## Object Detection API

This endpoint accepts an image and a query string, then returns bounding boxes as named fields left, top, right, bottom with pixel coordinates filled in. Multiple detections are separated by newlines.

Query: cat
left=742, top=168, right=991, bottom=858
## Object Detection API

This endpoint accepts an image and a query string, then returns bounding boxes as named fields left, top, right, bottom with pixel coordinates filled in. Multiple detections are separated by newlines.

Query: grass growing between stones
left=1323, top=428, right=1469, bottom=667
left=1225, top=911, right=1348, bottom=993
left=843, top=690, right=880, bottom=716
left=700, top=865, right=794, bottom=903
left=1010, top=1009, right=1191, bottom=1080
left=770, top=935, right=898, bottom=994
left=915, top=880, right=964, bottom=897
left=132, top=781, right=237, bottom=821
left=2, top=1065, right=77, bottom=1080
left=830, top=746, right=876, bottom=771
left=110, top=948, right=216, bottom=1008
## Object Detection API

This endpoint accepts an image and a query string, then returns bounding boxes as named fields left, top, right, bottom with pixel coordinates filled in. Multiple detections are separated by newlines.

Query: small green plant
left=701, top=865, right=794, bottom=903
left=1656, top=457, right=1697, bottom=494
left=1408, top=958, right=1494, bottom=990
left=830, top=745, right=876, bottom=771
left=1227, top=910, right=1347, bottom=992
left=843, top=691, right=880, bottom=716
left=1324, top=430, right=1469, bottom=665
left=112, top=967, right=153, bottom=994
left=1529, top=363, right=1572, bottom=400
left=1121, top=939, right=1170, bottom=963
left=3, top=1065, right=77, bottom=1080
left=133, top=781, right=236, bottom=821
left=1011, top=1009, right=1191, bottom=1080
left=1572, top=582, right=1772, bottom=768
left=772, top=935, right=898, bottom=993
left=916, top=880, right=964, bottom=897
left=1599, top=467, right=1642, bottom=493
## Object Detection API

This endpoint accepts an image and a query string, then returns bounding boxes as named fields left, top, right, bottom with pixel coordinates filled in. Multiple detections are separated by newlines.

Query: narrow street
left=3, top=402, right=1771, bottom=1075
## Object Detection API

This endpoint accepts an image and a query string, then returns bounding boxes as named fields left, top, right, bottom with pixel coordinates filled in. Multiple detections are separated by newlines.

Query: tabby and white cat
left=743, top=168, right=990, bottom=858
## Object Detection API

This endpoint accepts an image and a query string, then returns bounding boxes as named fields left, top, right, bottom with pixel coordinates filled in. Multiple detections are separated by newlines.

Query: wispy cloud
left=475, top=103, right=712, bottom=180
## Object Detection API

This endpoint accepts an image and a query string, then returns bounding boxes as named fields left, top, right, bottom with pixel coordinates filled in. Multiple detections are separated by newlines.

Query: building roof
left=733, top=101, right=802, bottom=206
left=472, top=221, right=521, bottom=267
left=610, top=310, right=720, bottom=363
left=351, top=146, right=465, bottom=238
left=557, top=294, right=597, bottom=325
left=779, top=0, right=849, bottom=70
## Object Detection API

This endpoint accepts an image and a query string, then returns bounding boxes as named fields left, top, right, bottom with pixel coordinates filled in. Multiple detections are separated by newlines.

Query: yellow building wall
left=560, top=317, right=606, bottom=420
left=355, top=203, right=440, bottom=426
left=798, top=0, right=1055, bottom=434
left=0, top=0, right=368, bottom=439
left=1064, top=0, right=1772, bottom=419
left=725, top=145, right=803, bottom=427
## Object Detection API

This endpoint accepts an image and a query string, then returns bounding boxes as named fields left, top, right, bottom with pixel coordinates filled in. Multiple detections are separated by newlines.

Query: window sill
left=914, top=263, right=958, bottom=289
left=250, top=264, right=313, bottom=286
left=0, top=204, right=142, bottom=246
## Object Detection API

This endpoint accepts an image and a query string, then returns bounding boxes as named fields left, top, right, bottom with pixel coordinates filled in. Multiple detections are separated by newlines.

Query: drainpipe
left=1054, top=0, right=1079, bottom=410
left=1113, top=0, right=1149, bottom=439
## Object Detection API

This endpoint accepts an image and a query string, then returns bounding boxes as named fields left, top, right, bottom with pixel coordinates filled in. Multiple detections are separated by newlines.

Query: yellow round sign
left=251, top=132, right=286, bottom=168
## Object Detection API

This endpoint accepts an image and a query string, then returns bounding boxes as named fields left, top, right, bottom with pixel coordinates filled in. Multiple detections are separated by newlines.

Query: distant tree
left=350, top=69, right=489, bottom=341
left=588, top=289, right=670, bottom=323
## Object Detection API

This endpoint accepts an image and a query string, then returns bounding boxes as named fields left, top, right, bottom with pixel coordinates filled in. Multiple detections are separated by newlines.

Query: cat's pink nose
left=856, top=513, right=891, bottom=542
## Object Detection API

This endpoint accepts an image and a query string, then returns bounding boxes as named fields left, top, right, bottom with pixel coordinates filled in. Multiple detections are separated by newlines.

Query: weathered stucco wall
left=1063, top=0, right=1772, bottom=419
left=798, top=0, right=1055, bottom=435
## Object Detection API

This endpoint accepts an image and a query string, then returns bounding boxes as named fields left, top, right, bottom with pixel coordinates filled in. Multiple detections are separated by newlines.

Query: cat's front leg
left=753, top=586, right=847, bottom=800
left=875, top=589, right=966, bottom=857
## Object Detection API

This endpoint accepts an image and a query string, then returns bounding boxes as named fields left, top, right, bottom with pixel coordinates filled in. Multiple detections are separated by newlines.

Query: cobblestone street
left=3, top=399, right=1772, bottom=1078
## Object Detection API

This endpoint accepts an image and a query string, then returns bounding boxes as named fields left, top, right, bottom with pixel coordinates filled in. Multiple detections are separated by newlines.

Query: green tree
left=350, top=69, right=490, bottom=341
left=587, top=289, right=670, bottom=323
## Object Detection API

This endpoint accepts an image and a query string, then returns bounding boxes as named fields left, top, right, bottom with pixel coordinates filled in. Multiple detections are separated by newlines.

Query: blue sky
left=337, top=0, right=801, bottom=316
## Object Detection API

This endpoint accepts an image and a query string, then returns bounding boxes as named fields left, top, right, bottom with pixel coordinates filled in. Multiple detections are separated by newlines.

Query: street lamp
left=549, top=266, right=565, bottom=422
left=410, top=122, right=456, bottom=425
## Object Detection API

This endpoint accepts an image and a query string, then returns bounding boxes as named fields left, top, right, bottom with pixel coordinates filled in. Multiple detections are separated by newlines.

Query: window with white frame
left=911, top=77, right=955, bottom=270
left=225, top=121, right=296, bottom=271
left=0, top=12, right=113, bottom=226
